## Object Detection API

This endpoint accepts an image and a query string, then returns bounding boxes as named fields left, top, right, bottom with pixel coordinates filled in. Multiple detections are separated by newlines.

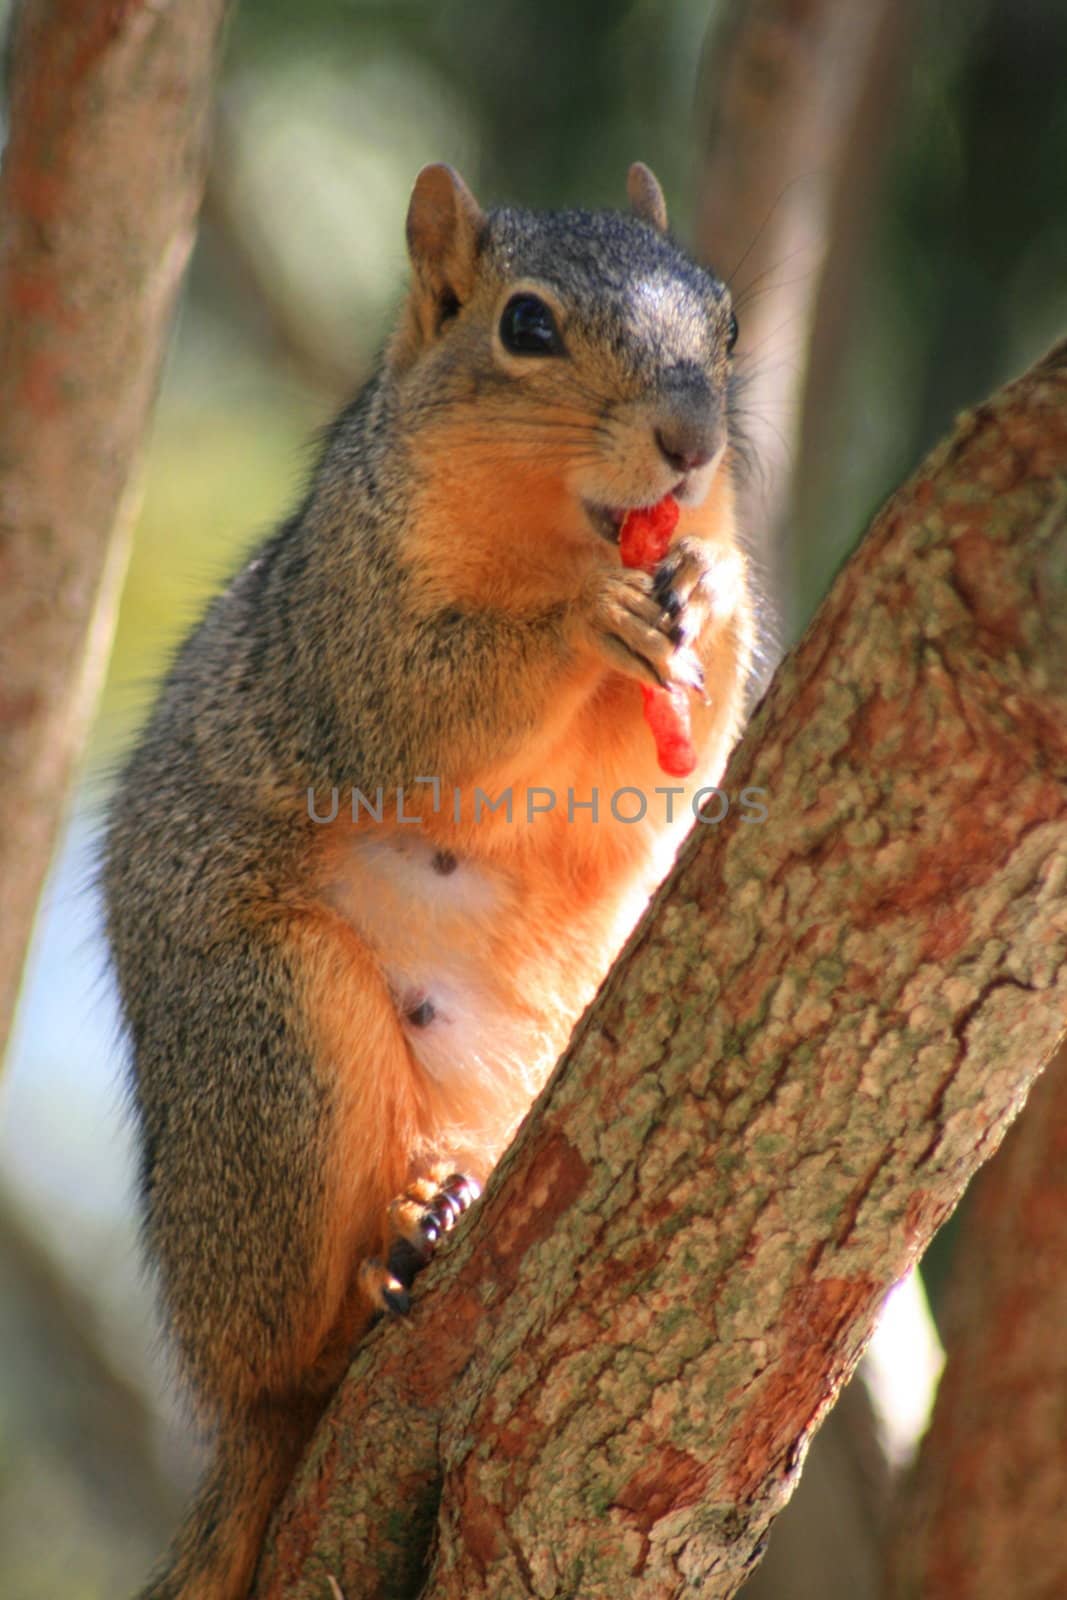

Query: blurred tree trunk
left=887, top=1036, right=1067, bottom=1599
left=251, top=345, right=1067, bottom=1600
left=0, top=0, right=229, bottom=1067
left=693, top=0, right=916, bottom=637
left=907, top=0, right=1067, bottom=481
left=737, top=1373, right=889, bottom=1600
left=0, top=1192, right=183, bottom=1589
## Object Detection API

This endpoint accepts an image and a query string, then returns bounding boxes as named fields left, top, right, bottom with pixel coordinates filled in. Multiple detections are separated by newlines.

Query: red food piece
left=618, top=494, right=679, bottom=573
left=641, top=684, right=696, bottom=778
left=618, top=495, right=696, bottom=778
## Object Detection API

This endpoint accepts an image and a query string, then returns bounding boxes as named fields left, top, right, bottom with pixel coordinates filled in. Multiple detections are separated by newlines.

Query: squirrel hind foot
left=359, top=1258, right=412, bottom=1316
left=389, top=1169, right=481, bottom=1263
left=361, top=1170, right=482, bottom=1315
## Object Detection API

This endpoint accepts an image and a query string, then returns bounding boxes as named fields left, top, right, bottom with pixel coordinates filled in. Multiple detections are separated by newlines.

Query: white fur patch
left=322, top=832, right=549, bottom=1096
left=348, top=832, right=505, bottom=920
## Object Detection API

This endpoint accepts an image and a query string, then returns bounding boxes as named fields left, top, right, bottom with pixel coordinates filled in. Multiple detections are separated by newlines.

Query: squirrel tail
left=139, top=1395, right=319, bottom=1600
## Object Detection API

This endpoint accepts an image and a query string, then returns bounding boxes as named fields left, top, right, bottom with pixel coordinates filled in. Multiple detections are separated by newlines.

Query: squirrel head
left=388, top=163, right=738, bottom=549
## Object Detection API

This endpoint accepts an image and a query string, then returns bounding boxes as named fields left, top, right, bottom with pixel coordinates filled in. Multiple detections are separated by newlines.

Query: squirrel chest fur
left=103, top=161, right=756, bottom=1600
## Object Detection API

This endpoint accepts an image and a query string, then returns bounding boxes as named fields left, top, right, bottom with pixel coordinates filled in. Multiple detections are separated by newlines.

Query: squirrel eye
left=499, top=293, right=564, bottom=357
left=726, top=310, right=739, bottom=353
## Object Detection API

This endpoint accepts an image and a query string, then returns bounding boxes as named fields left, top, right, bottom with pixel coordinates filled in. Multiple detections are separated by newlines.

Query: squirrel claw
left=672, top=649, right=705, bottom=695
left=415, top=1172, right=480, bottom=1247
left=373, top=1169, right=482, bottom=1314
left=358, top=1257, right=412, bottom=1317
left=442, top=1170, right=480, bottom=1205
left=381, top=1282, right=411, bottom=1316
left=656, top=585, right=683, bottom=620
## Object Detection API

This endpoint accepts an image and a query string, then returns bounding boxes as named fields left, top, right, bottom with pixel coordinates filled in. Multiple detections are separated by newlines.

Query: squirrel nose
left=654, top=424, right=716, bottom=474
left=653, top=373, right=723, bottom=474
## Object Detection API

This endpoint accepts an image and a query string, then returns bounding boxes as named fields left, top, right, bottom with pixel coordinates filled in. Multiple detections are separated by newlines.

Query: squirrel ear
left=627, top=162, right=668, bottom=234
left=406, top=164, right=484, bottom=328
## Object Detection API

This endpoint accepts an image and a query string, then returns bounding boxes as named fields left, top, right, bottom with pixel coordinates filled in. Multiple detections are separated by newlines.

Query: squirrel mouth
left=583, top=485, right=687, bottom=545
left=583, top=502, right=628, bottom=544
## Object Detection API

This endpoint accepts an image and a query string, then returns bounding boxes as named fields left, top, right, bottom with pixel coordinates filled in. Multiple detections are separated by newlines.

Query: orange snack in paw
left=640, top=684, right=696, bottom=778
left=618, top=494, right=679, bottom=571
left=619, top=496, right=697, bottom=778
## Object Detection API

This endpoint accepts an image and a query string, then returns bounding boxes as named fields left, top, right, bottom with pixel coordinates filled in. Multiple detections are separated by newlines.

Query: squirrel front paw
left=578, top=567, right=705, bottom=694
left=359, top=1170, right=481, bottom=1316
left=651, top=537, right=739, bottom=647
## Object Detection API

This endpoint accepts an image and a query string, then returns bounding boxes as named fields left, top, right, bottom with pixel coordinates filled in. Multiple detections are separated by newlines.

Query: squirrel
left=102, top=160, right=756, bottom=1599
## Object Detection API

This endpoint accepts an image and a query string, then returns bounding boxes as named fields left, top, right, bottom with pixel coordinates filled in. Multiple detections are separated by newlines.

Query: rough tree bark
left=887, top=1035, right=1067, bottom=1600
left=248, top=345, right=1067, bottom=1598
left=0, top=0, right=229, bottom=1065
left=693, top=0, right=916, bottom=616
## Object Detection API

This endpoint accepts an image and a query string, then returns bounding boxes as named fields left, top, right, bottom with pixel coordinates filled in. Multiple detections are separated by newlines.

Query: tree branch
left=255, top=340, right=1067, bottom=1599
left=0, top=0, right=228, bottom=1064
left=887, top=1036, right=1067, bottom=1598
